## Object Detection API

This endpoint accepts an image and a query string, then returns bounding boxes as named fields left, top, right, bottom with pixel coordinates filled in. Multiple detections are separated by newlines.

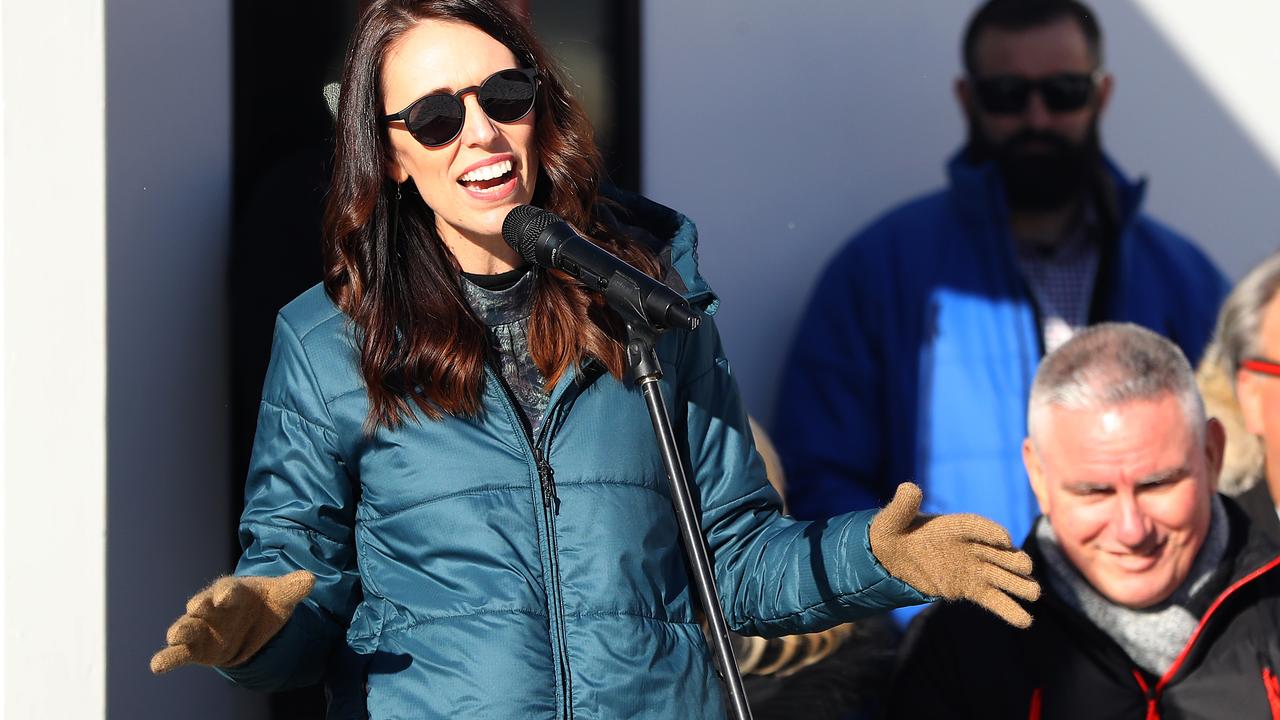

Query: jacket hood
left=600, top=185, right=720, bottom=317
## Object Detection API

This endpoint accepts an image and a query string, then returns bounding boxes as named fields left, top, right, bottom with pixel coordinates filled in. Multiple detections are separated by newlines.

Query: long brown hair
left=325, top=0, right=659, bottom=430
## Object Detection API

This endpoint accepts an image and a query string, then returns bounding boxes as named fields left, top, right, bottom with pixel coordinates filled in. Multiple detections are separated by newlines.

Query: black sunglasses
left=383, top=67, right=539, bottom=147
left=972, top=72, right=1101, bottom=115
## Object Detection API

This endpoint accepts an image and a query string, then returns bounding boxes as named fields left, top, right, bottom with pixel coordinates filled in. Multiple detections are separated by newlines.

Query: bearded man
left=773, top=0, right=1228, bottom=626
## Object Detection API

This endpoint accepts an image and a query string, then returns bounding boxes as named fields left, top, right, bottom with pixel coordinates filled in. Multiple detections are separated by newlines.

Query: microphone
left=502, top=205, right=700, bottom=332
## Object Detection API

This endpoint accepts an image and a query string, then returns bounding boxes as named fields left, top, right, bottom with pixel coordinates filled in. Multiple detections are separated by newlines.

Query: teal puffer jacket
left=218, top=191, right=928, bottom=718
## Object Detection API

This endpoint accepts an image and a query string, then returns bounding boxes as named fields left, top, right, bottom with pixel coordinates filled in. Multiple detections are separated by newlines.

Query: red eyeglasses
left=1243, top=357, right=1280, bottom=377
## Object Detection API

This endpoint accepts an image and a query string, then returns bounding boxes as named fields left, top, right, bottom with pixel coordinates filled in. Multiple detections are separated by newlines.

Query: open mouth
left=458, top=159, right=515, bottom=193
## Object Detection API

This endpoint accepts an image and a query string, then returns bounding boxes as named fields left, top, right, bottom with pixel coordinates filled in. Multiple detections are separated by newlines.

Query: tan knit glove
left=869, top=483, right=1041, bottom=628
left=149, top=570, right=315, bottom=674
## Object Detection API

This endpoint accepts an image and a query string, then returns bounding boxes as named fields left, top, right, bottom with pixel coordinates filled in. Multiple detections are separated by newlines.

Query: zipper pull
left=534, top=447, right=559, bottom=512
left=1130, top=669, right=1160, bottom=720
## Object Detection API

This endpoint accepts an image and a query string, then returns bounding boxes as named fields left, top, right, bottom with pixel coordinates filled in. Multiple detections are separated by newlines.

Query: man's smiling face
left=1023, top=393, right=1223, bottom=608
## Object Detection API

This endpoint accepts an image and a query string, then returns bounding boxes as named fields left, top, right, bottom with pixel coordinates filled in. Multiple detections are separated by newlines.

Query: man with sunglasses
left=774, top=0, right=1228, bottom=626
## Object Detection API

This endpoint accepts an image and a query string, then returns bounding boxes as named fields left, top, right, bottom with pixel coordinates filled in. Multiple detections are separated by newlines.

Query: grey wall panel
left=106, top=0, right=268, bottom=716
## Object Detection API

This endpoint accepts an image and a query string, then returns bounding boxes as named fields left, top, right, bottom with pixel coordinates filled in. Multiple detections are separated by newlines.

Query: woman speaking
left=150, top=1, right=1039, bottom=717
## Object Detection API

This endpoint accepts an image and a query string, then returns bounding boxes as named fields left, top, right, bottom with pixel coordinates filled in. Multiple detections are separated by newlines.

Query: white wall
left=3, top=0, right=262, bottom=714
left=2, top=1, right=107, bottom=717
left=643, top=0, right=1280, bottom=425
left=1129, top=0, right=1280, bottom=176
left=105, top=0, right=267, bottom=717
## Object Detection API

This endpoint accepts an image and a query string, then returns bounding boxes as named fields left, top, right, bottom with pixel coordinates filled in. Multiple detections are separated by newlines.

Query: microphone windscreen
left=501, top=204, right=557, bottom=265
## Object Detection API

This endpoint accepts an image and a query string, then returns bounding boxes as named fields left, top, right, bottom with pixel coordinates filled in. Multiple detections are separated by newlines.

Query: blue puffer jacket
left=217, top=190, right=928, bottom=719
left=775, top=152, right=1228, bottom=546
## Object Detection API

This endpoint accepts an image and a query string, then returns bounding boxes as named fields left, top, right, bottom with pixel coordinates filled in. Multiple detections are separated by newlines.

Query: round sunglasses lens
left=408, top=94, right=464, bottom=146
left=479, top=70, right=537, bottom=123
left=976, top=78, right=1030, bottom=115
left=1041, top=76, right=1093, bottom=112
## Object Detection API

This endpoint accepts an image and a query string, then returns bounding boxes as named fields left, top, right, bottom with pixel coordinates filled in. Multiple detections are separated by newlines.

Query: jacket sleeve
left=676, top=316, right=929, bottom=637
left=771, top=239, right=893, bottom=519
left=216, top=314, right=361, bottom=691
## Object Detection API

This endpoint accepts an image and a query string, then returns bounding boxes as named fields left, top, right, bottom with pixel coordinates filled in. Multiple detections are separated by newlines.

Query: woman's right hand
left=869, top=483, right=1040, bottom=628
left=150, top=570, right=315, bottom=674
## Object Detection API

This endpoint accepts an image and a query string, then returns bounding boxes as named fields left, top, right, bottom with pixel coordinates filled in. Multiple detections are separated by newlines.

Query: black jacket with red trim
left=885, top=496, right=1280, bottom=720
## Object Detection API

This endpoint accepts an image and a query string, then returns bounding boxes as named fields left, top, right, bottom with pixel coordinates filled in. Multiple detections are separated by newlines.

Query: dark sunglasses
left=972, top=71, right=1101, bottom=115
left=1243, top=357, right=1280, bottom=378
left=383, top=67, right=539, bottom=147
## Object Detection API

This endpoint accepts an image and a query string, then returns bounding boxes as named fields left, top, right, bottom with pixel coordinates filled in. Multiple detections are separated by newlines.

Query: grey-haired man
left=887, top=323, right=1280, bottom=719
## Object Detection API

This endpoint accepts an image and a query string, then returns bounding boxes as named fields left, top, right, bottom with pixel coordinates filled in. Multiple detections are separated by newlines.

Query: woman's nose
left=458, top=94, right=499, bottom=147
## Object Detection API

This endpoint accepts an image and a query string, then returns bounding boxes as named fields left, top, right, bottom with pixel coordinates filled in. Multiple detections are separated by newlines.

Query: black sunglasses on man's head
left=972, top=71, right=1102, bottom=115
left=384, top=67, right=539, bottom=147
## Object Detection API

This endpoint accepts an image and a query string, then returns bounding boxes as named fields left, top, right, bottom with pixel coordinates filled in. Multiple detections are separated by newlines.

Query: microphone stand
left=618, top=299, right=753, bottom=720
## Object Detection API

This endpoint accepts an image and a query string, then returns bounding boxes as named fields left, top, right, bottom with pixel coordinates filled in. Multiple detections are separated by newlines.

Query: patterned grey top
left=1012, top=200, right=1102, bottom=354
left=459, top=266, right=551, bottom=436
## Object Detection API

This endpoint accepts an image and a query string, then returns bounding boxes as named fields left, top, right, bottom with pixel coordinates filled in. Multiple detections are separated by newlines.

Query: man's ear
left=1023, top=436, right=1052, bottom=516
left=1237, top=367, right=1266, bottom=435
left=1204, top=416, right=1226, bottom=493
left=955, top=76, right=975, bottom=119
left=1094, top=72, right=1115, bottom=115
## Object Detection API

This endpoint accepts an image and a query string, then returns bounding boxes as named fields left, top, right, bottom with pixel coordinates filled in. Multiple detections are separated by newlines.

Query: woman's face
left=381, top=19, right=538, bottom=256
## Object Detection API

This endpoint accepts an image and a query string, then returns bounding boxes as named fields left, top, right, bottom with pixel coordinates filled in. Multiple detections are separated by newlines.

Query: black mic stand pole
left=622, top=311, right=753, bottom=720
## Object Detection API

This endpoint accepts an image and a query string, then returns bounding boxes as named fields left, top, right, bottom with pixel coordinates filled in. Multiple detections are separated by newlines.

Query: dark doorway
left=229, top=2, right=641, bottom=717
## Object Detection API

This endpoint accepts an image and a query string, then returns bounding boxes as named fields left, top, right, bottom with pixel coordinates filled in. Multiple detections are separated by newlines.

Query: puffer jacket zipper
left=1126, top=554, right=1280, bottom=719
left=488, top=363, right=575, bottom=719
left=533, top=442, right=573, bottom=719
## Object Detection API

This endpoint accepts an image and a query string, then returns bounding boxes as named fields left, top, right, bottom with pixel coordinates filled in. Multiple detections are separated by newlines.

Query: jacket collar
left=1013, top=500, right=1280, bottom=697
left=944, top=147, right=1149, bottom=237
